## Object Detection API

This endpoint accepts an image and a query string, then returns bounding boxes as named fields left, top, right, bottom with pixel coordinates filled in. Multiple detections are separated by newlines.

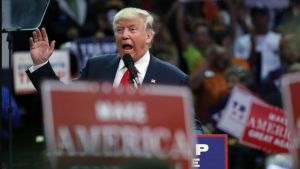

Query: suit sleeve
left=75, top=59, right=90, bottom=80
left=26, top=62, right=59, bottom=92
left=181, top=74, right=190, bottom=86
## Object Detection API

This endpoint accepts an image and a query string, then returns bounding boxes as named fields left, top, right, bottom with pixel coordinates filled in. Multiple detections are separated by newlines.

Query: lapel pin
left=151, top=79, right=156, bottom=84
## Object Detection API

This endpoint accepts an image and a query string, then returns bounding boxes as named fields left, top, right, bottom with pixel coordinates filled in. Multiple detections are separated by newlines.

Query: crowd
left=3, top=0, right=300, bottom=169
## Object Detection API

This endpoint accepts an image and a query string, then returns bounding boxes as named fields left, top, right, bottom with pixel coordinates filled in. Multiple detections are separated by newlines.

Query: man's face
left=114, top=17, right=153, bottom=61
left=193, top=25, right=211, bottom=50
left=251, top=12, right=269, bottom=34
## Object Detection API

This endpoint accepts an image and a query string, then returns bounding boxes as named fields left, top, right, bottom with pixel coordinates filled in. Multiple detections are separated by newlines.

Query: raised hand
left=29, top=28, right=55, bottom=65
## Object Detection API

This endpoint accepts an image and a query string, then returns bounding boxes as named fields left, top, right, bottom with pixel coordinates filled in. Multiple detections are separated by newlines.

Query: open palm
left=29, top=28, right=55, bottom=65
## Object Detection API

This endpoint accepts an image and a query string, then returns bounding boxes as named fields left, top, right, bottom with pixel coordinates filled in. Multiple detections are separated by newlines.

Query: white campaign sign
left=13, top=50, right=71, bottom=94
left=217, top=85, right=263, bottom=137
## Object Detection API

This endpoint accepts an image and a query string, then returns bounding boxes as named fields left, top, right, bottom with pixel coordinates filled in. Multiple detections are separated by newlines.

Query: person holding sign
left=26, top=7, right=189, bottom=90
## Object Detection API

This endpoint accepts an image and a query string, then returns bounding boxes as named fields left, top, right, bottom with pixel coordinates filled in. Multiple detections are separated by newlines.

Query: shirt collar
left=118, top=51, right=150, bottom=74
left=134, top=51, right=150, bottom=75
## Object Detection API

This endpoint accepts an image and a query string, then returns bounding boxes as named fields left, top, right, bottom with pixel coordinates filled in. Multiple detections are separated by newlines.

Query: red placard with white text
left=41, top=81, right=195, bottom=169
left=281, top=72, right=300, bottom=168
left=239, top=101, right=289, bottom=153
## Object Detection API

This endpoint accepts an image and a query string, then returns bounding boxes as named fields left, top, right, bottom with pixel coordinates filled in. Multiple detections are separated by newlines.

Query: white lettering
left=57, top=126, right=76, bottom=156
left=95, top=101, right=147, bottom=123
left=195, top=144, right=209, bottom=155
left=193, top=158, right=200, bottom=167
left=54, top=125, right=191, bottom=160
left=248, top=129, right=273, bottom=143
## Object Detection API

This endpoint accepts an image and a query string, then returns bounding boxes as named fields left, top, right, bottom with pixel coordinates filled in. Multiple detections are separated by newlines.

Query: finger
left=41, top=28, right=49, bottom=42
left=32, top=31, right=38, bottom=42
left=49, top=40, right=56, bottom=55
left=36, top=29, right=43, bottom=41
left=29, top=37, right=34, bottom=47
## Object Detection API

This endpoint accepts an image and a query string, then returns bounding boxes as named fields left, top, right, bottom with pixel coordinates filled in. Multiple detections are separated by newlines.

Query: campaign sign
left=281, top=72, right=300, bottom=168
left=217, top=84, right=264, bottom=137
left=193, top=134, right=228, bottom=169
left=75, top=37, right=117, bottom=69
left=41, top=81, right=194, bottom=169
left=245, top=0, right=289, bottom=9
left=239, top=101, right=289, bottom=153
left=13, top=50, right=70, bottom=94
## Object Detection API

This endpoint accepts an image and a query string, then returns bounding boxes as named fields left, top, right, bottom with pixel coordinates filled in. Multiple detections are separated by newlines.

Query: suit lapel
left=144, top=55, right=159, bottom=84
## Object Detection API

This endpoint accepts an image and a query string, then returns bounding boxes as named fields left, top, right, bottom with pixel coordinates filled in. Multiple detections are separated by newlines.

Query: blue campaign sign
left=193, top=134, right=228, bottom=169
left=75, top=36, right=117, bottom=69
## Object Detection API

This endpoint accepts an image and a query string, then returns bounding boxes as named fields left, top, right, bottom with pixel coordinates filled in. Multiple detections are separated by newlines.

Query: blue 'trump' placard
left=193, top=134, right=228, bottom=169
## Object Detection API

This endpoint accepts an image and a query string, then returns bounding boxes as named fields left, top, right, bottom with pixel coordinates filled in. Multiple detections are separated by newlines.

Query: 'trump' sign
left=193, top=134, right=228, bottom=169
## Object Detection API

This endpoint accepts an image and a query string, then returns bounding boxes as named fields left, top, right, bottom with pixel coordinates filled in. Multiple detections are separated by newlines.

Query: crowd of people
left=3, top=0, right=300, bottom=169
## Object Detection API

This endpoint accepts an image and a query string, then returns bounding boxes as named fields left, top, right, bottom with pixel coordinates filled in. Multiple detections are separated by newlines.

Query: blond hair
left=113, top=7, right=155, bottom=36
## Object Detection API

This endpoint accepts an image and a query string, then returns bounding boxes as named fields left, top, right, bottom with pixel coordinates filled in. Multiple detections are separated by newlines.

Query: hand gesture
left=29, top=28, right=55, bottom=65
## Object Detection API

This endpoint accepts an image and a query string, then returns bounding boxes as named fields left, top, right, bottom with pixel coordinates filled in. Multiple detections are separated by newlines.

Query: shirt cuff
left=28, top=61, right=49, bottom=73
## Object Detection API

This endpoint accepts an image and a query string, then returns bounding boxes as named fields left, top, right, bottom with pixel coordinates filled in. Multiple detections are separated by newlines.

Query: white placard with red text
left=218, top=84, right=290, bottom=153
left=13, top=50, right=70, bottom=94
left=217, top=85, right=262, bottom=137
left=41, top=81, right=195, bottom=169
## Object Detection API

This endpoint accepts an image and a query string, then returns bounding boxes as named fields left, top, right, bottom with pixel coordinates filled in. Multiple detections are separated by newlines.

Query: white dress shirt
left=29, top=61, right=48, bottom=73
left=113, top=51, right=150, bottom=87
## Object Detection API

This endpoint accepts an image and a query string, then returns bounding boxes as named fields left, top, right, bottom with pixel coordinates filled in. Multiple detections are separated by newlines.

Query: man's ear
left=146, top=30, right=153, bottom=45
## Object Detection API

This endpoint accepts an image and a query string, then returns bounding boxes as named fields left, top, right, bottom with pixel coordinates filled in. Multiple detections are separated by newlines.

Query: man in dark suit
left=26, top=7, right=188, bottom=90
left=26, top=7, right=202, bottom=133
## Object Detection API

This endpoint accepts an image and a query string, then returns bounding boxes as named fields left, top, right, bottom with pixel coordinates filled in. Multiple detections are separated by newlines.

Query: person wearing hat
left=233, top=3, right=282, bottom=90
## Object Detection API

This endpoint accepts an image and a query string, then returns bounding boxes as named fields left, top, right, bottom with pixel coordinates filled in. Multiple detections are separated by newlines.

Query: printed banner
left=218, top=84, right=291, bottom=153
left=75, top=37, right=117, bottom=69
left=239, top=101, right=289, bottom=153
left=41, top=81, right=195, bottom=169
left=13, top=50, right=70, bottom=94
left=217, top=85, right=262, bottom=137
left=193, top=134, right=228, bottom=169
left=281, top=72, right=300, bottom=168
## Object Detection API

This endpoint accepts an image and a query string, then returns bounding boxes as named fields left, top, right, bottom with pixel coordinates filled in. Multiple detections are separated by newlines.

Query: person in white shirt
left=233, top=4, right=281, bottom=84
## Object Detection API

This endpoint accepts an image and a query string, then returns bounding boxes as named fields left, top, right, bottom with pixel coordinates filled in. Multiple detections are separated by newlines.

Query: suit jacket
left=26, top=54, right=189, bottom=91
left=25, top=54, right=203, bottom=133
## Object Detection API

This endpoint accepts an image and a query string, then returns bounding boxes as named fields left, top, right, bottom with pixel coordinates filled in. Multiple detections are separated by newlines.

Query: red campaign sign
left=291, top=82, right=300, bottom=167
left=281, top=72, right=300, bottom=168
left=239, top=101, right=289, bottom=153
left=41, top=81, right=195, bottom=169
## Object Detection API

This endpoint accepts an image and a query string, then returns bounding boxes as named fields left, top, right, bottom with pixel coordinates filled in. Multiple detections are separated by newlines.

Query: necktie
left=120, top=69, right=130, bottom=86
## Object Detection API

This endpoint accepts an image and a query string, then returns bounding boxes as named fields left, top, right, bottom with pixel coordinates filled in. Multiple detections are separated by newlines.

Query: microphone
left=122, top=54, right=140, bottom=86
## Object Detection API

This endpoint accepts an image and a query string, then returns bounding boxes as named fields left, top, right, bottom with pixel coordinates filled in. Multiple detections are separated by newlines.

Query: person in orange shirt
left=190, top=45, right=249, bottom=124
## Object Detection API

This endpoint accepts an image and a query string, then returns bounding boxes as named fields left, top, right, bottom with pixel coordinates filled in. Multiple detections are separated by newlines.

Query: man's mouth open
left=122, top=44, right=133, bottom=53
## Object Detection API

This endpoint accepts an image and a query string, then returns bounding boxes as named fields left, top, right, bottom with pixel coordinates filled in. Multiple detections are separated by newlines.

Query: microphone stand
left=128, top=75, right=140, bottom=88
left=3, top=30, right=15, bottom=169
